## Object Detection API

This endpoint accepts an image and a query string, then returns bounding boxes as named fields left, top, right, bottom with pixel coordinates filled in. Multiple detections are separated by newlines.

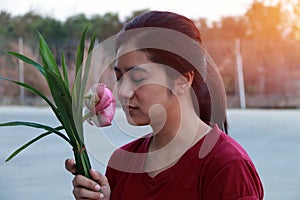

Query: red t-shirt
left=105, top=126, right=264, bottom=200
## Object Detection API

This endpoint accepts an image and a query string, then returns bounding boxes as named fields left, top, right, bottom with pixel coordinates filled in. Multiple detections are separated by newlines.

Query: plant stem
left=82, top=112, right=93, bottom=122
left=73, top=146, right=92, bottom=179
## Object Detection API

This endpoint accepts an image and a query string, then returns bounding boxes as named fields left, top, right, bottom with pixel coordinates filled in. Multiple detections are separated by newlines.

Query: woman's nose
left=117, top=77, right=134, bottom=99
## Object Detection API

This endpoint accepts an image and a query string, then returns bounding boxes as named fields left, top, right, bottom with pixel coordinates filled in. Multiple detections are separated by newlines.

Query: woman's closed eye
left=114, top=66, right=148, bottom=83
left=129, top=69, right=147, bottom=84
left=131, top=75, right=145, bottom=83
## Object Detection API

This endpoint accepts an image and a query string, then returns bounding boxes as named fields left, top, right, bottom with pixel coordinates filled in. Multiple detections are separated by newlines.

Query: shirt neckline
left=142, top=125, right=220, bottom=181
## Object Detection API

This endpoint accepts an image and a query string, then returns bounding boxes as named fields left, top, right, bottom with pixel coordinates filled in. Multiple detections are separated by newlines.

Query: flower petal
left=84, top=83, right=116, bottom=127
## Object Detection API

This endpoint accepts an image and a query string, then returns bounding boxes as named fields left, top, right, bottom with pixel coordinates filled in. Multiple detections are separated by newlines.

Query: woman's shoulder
left=107, top=133, right=152, bottom=173
left=199, top=125, right=253, bottom=166
left=119, top=133, right=152, bottom=152
left=198, top=126, right=264, bottom=199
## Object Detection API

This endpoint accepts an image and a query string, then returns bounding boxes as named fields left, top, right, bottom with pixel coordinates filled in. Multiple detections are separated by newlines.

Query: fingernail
left=100, top=193, right=104, bottom=198
left=95, top=184, right=100, bottom=191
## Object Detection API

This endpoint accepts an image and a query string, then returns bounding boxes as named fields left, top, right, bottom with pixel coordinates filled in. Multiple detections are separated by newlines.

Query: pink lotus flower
left=84, top=83, right=116, bottom=127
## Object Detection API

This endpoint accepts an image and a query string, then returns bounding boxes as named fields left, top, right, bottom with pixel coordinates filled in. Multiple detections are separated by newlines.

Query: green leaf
left=72, top=26, right=88, bottom=114
left=61, top=52, right=70, bottom=92
left=72, top=31, right=96, bottom=141
left=1, top=29, right=95, bottom=179
left=36, top=31, right=79, bottom=146
left=44, top=68, right=72, bottom=112
left=5, top=126, right=65, bottom=162
left=44, top=68, right=80, bottom=146
left=38, top=32, right=62, bottom=79
left=75, top=26, right=88, bottom=75
left=0, top=76, right=62, bottom=123
left=82, top=32, right=96, bottom=89
left=6, top=51, right=45, bottom=75
left=0, top=122, right=70, bottom=143
left=87, top=32, right=96, bottom=56
left=24, top=65, right=79, bottom=148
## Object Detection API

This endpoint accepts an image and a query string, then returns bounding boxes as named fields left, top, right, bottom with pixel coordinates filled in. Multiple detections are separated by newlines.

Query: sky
left=0, top=0, right=255, bottom=22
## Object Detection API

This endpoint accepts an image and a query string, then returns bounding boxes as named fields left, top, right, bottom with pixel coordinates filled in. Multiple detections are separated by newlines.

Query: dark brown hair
left=116, top=11, right=228, bottom=133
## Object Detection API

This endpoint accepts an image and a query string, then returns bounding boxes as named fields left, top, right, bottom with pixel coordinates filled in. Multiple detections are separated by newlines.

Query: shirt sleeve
left=202, top=159, right=264, bottom=200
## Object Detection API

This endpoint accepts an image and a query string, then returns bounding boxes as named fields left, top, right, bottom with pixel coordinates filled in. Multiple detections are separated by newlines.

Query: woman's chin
left=126, top=116, right=149, bottom=126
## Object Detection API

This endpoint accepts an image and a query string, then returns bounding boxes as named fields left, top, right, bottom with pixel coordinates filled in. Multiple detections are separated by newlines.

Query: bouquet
left=0, top=28, right=115, bottom=179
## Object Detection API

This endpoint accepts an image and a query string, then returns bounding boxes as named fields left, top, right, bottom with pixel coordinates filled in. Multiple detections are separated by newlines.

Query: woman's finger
left=73, top=186, right=102, bottom=200
left=72, top=175, right=103, bottom=199
left=89, top=169, right=110, bottom=199
left=73, top=175, right=101, bottom=191
left=65, top=158, right=77, bottom=175
left=90, top=169, right=108, bottom=186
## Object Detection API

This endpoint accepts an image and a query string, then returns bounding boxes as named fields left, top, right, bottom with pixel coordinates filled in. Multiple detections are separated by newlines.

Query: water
left=0, top=107, right=299, bottom=200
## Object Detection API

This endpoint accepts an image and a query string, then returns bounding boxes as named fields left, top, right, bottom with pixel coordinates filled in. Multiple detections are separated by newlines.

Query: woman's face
left=114, top=48, right=179, bottom=126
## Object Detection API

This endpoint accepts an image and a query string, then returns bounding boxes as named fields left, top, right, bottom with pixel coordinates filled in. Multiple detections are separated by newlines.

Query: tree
left=0, top=11, right=12, bottom=38
left=32, top=17, right=67, bottom=45
left=245, top=0, right=284, bottom=39
left=10, top=11, right=43, bottom=38
left=64, top=14, right=89, bottom=41
left=90, top=13, right=122, bottom=42
left=0, top=11, right=13, bottom=51
left=220, top=16, right=247, bottom=38
left=280, top=0, right=300, bottom=40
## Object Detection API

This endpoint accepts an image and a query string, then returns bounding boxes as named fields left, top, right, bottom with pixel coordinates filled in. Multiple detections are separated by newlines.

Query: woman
left=65, top=11, right=264, bottom=200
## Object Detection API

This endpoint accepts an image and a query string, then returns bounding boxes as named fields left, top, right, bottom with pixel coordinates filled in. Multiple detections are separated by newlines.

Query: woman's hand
left=65, top=159, right=111, bottom=200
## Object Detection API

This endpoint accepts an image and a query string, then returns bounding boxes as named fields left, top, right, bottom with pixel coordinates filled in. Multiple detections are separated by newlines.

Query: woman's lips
left=123, top=105, right=138, bottom=113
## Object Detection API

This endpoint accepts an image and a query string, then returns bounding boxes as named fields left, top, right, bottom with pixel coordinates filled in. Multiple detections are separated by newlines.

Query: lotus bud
left=84, top=83, right=116, bottom=127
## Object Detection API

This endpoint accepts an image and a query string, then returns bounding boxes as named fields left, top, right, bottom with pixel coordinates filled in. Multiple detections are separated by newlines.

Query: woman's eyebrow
left=113, top=66, right=148, bottom=73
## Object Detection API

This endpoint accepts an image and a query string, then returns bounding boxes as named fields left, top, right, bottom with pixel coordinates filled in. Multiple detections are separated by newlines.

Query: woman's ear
left=174, top=71, right=194, bottom=95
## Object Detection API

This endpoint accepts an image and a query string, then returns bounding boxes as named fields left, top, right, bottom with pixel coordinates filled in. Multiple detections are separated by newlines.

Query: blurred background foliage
left=0, top=0, right=299, bottom=108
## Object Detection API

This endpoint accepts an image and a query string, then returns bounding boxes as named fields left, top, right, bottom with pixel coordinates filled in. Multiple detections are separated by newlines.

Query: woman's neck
left=149, top=109, right=211, bottom=151
left=145, top=109, right=211, bottom=176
